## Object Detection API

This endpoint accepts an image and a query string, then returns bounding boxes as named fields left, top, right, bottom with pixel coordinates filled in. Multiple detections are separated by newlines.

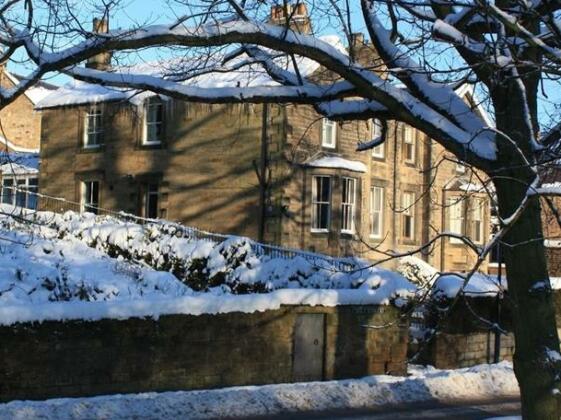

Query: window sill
left=372, top=155, right=385, bottom=161
left=341, top=230, right=355, bottom=236
left=79, top=145, right=104, bottom=153
left=369, top=234, right=383, bottom=240
left=311, top=229, right=329, bottom=234
left=321, top=144, right=336, bottom=150
left=139, top=142, right=165, bottom=150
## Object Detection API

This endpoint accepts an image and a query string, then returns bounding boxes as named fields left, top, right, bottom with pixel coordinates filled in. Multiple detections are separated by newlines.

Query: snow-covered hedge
left=0, top=208, right=415, bottom=309
left=396, top=256, right=439, bottom=288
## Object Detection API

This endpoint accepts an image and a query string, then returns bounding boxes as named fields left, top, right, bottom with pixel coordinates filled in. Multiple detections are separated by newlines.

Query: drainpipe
left=257, top=103, right=269, bottom=242
left=423, top=136, right=433, bottom=262
left=392, top=123, right=398, bottom=252
left=440, top=188, right=447, bottom=271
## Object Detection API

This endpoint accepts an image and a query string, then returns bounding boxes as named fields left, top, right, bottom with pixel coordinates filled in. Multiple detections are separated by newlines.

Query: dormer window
left=143, top=97, right=164, bottom=145
left=84, top=106, right=103, bottom=147
left=321, top=118, right=336, bottom=149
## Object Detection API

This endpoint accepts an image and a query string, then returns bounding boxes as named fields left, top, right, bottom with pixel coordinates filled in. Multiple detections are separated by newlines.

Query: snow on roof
left=4, top=71, right=58, bottom=105
left=304, top=155, right=367, bottom=173
left=36, top=35, right=346, bottom=109
left=0, top=152, right=39, bottom=175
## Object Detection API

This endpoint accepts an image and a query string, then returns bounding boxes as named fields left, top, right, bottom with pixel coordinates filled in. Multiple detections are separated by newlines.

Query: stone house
left=0, top=67, right=57, bottom=208
left=34, top=6, right=491, bottom=272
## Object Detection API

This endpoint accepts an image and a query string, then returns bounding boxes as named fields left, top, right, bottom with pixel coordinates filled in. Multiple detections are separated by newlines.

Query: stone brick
left=0, top=304, right=408, bottom=402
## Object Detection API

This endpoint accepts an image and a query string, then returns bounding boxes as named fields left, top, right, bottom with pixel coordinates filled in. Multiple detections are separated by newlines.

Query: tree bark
left=496, top=184, right=561, bottom=419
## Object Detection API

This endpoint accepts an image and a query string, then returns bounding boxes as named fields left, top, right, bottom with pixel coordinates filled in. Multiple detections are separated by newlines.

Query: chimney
left=269, top=3, right=311, bottom=34
left=86, top=18, right=112, bottom=71
left=351, top=33, right=364, bottom=47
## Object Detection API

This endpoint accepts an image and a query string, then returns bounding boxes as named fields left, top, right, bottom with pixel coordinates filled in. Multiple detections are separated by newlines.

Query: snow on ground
left=0, top=362, right=518, bottom=419
left=0, top=207, right=415, bottom=325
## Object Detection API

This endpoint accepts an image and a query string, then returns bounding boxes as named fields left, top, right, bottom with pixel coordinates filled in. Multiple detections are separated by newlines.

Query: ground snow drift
left=0, top=362, right=518, bottom=419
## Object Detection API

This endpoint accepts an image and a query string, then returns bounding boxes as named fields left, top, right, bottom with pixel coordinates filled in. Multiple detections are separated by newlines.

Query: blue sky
left=9, top=0, right=560, bottom=126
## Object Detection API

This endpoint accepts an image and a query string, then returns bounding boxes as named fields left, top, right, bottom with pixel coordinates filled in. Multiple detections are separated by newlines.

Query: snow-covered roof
left=4, top=71, right=58, bottom=105
left=304, top=155, right=367, bottom=173
left=36, top=35, right=347, bottom=109
left=0, top=152, right=39, bottom=175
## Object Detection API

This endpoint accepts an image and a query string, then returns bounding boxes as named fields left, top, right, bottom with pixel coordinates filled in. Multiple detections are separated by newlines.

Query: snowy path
left=0, top=363, right=519, bottom=419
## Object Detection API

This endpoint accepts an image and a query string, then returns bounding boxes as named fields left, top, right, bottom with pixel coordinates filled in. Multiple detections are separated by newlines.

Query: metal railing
left=1, top=188, right=359, bottom=272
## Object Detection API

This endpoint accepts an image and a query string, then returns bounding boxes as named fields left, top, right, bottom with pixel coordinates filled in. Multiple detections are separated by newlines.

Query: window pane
left=341, top=178, right=355, bottom=232
left=16, top=179, right=26, bottom=207
left=85, top=108, right=103, bottom=146
left=146, top=183, right=159, bottom=218
left=83, top=181, right=99, bottom=214
left=402, top=192, right=415, bottom=239
left=371, top=187, right=383, bottom=237
left=312, top=176, right=330, bottom=230
left=2, top=178, right=13, bottom=204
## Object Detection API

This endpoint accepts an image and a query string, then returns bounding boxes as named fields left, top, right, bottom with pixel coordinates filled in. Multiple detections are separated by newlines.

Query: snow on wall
left=0, top=288, right=409, bottom=326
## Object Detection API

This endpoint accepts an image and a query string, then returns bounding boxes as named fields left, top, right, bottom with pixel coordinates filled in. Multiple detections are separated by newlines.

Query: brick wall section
left=39, top=101, right=287, bottom=237
left=0, top=304, right=408, bottom=402
left=0, top=71, right=42, bottom=150
left=417, top=292, right=561, bottom=368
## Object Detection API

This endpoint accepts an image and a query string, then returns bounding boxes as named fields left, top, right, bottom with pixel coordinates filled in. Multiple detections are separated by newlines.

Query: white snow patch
left=305, top=155, right=367, bottom=173
left=434, top=272, right=506, bottom=298
left=0, top=207, right=416, bottom=325
left=0, top=362, right=518, bottom=419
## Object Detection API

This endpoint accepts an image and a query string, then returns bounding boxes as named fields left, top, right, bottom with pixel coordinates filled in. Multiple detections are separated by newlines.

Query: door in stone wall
left=292, top=313, right=325, bottom=381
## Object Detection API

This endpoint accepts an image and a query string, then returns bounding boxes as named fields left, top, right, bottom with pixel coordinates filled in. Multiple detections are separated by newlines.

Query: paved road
left=243, top=396, right=521, bottom=420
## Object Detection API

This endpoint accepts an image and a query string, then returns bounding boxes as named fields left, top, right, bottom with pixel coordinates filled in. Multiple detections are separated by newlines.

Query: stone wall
left=0, top=304, right=408, bottom=402
left=417, top=292, right=561, bottom=369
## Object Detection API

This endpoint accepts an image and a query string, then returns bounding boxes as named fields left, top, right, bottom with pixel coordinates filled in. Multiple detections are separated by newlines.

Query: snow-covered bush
left=16, top=209, right=415, bottom=300
left=396, top=256, right=439, bottom=288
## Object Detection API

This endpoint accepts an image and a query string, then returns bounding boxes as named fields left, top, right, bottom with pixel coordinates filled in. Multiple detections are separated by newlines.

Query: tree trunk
left=496, top=184, right=561, bottom=419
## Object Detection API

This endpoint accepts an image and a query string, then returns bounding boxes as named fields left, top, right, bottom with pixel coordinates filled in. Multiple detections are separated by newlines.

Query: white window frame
left=321, top=118, right=337, bottom=149
left=83, top=106, right=103, bottom=148
left=471, top=198, right=485, bottom=244
left=448, top=197, right=465, bottom=244
left=371, top=119, right=385, bottom=159
left=81, top=180, right=100, bottom=214
left=311, top=175, right=331, bottom=232
left=1, top=176, right=38, bottom=209
left=142, top=97, right=164, bottom=145
left=403, top=125, right=416, bottom=164
left=370, top=186, right=384, bottom=238
left=402, top=192, right=415, bottom=240
left=341, top=177, right=357, bottom=234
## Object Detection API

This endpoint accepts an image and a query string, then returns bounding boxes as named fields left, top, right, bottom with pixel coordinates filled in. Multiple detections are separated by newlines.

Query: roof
left=0, top=152, right=39, bottom=175
left=35, top=35, right=348, bottom=109
left=4, top=71, right=58, bottom=105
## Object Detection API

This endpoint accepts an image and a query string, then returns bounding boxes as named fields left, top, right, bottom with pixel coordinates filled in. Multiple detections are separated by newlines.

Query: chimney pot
left=86, top=17, right=112, bottom=71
